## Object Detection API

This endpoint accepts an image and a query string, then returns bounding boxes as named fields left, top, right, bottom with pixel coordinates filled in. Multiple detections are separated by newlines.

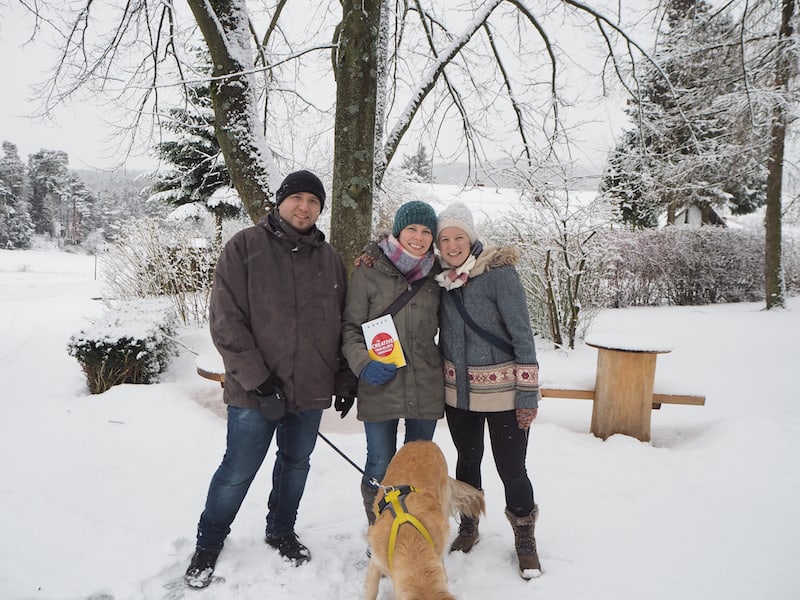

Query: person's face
left=437, top=227, right=472, bottom=267
left=277, top=192, right=322, bottom=231
left=397, top=224, right=434, bottom=257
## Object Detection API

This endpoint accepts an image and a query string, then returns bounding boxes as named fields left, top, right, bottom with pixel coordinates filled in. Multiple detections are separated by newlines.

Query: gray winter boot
left=505, top=505, right=542, bottom=579
left=450, top=514, right=480, bottom=553
left=361, top=482, right=378, bottom=526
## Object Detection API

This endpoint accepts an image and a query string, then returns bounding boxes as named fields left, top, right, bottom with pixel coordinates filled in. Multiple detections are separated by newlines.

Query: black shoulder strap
left=382, top=278, right=427, bottom=317
left=448, top=290, right=515, bottom=355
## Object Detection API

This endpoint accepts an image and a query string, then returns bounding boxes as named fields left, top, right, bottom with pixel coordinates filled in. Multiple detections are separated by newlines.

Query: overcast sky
left=0, top=2, right=636, bottom=174
left=1, top=3, right=158, bottom=171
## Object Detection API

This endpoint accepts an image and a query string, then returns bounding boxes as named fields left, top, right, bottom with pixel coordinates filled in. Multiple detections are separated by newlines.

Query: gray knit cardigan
left=438, top=246, right=540, bottom=412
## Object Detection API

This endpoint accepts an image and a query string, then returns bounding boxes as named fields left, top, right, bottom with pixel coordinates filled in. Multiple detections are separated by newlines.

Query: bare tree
left=330, top=0, right=382, bottom=271
left=486, top=167, right=613, bottom=349
left=186, top=0, right=281, bottom=223
left=18, top=0, right=666, bottom=269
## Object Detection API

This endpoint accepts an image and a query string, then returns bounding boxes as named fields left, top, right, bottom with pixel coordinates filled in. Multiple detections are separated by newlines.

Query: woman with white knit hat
left=436, top=201, right=543, bottom=580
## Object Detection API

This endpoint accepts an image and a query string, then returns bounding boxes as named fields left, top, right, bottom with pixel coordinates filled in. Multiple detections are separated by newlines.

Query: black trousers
left=445, top=404, right=535, bottom=517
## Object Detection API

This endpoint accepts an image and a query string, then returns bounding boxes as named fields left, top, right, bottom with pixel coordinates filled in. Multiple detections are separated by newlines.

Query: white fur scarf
left=435, top=245, right=503, bottom=290
left=435, top=254, right=477, bottom=290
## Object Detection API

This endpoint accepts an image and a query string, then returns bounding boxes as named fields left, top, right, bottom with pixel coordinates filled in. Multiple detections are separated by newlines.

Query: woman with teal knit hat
left=342, top=200, right=445, bottom=526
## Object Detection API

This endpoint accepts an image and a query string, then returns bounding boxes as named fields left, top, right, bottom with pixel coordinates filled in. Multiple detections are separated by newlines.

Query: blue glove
left=360, top=361, right=398, bottom=386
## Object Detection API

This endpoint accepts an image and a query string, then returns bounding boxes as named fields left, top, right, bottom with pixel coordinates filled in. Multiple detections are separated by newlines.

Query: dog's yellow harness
left=376, top=485, right=435, bottom=570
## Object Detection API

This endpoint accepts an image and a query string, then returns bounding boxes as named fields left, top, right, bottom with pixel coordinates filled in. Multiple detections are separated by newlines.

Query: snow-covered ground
left=1, top=247, right=798, bottom=600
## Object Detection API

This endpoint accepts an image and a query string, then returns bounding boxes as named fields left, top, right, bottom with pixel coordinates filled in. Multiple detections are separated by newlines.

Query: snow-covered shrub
left=483, top=190, right=614, bottom=349
left=583, top=227, right=787, bottom=307
left=582, top=230, right=666, bottom=307
left=659, top=227, right=764, bottom=305
left=781, top=229, right=800, bottom=295
left=67, top=298, right=178, bottom=394
left=482, top=195, right=800, bottom=347
left=101, top=218, right=217, bottom=325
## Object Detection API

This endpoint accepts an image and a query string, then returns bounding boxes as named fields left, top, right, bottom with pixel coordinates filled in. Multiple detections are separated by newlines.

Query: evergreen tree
left=148, top=63, right=240, bottom=242
left=400, top=144, right=433, bottom=182
left=79, top=170, right=167, bottom=239
left=27, top=149, right=97, bottom=245
left=28, top=149, right=70, bottom=237
left=601, top=0, right=770, bottom=226
left=0, top=142, right=34, bottom=249
left=62, top=173, right=98, bottom=245
left=601, top=132, right=659, bottom=229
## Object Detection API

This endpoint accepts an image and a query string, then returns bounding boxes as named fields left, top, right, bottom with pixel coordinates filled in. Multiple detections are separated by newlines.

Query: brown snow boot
left=505, top=505, right=542, bottom=579
left=361, top=482, right=378, bottom=526
left=450, top=514, right=480, bottom=553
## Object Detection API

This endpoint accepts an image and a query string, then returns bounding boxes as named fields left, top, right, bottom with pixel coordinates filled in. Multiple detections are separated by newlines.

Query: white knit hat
left=436, top=202, right=477, bottom=243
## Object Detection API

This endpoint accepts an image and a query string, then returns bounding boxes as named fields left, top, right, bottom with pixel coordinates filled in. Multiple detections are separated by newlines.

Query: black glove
left=253, top=374, right=280, bottom=397
left=334, top=395, right=355, bottom=419
left=253, top=375, right=287, bottom=420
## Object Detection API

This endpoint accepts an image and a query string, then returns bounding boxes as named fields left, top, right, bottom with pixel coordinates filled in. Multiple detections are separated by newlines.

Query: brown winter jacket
left=209, top=212, right=354, bottom=411
left=341, top=241, right=444, bottom=422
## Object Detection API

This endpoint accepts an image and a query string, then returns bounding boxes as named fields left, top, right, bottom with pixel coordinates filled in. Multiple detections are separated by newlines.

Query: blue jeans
left=361, top=418, right=437, bottom=487
left=196, top=406, right=322, bottom=551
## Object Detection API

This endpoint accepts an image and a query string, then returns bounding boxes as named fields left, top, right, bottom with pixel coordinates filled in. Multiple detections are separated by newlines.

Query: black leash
left=293, top=409, right=381, bottom=488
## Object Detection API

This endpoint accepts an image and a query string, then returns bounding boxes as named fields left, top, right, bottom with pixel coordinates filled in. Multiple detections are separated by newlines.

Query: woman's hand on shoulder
left=354, top=253, right=377, bottom=268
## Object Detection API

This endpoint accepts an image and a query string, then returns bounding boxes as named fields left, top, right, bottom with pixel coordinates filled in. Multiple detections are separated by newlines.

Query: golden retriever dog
left=364, top=440, right=485, bottom=600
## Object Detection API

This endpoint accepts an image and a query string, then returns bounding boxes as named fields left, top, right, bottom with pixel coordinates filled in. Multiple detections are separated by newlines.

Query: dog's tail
left=448, top=477, right=485, bottom=519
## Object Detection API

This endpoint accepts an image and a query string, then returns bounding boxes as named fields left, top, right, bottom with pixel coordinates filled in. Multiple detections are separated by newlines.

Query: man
left=185, top=170, right=356, bottom=588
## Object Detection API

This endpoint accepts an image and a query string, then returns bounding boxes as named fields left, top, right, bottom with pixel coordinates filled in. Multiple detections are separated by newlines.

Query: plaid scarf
left=435, top=241, right=484, bottom=290
left=379, top=235, right=435, bottom=283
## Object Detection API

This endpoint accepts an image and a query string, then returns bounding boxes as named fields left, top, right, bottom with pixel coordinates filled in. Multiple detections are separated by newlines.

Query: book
left=361, top=314, right=407, bottom=368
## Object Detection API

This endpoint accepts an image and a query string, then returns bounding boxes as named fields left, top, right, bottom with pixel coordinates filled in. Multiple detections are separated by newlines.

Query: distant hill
left=431, top=161, right=602, bottom=191
left=74, top=163, right=602, bottom=200
left=75, top=169, right=154, bottom=194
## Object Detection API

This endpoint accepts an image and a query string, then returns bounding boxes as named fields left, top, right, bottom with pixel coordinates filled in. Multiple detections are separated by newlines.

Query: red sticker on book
left=371, top=332, right=395, bottom=357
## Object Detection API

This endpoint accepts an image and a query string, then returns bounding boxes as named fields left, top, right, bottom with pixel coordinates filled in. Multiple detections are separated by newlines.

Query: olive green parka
left=341, top=241, right=444, bottom=422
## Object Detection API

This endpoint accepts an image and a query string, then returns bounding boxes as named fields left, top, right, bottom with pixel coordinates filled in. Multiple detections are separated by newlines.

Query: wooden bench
left=197, top=352, right=225, bottom=385
left=540, top=387, right=706, bottom=408
left=197, top=342, right=704, bottom=443
left=541, top=336, right=705, bottom=443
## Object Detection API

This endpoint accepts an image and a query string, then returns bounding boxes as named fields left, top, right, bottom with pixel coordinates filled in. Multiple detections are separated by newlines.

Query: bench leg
left=590, top=348, right=657, bottom=442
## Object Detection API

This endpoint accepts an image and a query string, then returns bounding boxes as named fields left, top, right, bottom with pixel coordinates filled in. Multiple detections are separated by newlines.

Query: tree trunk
left=543, top=250, right=563, bottom=348
left=214, top=212, right=223, bottom=252
left=186, top=0, right=280, bottom=225
left=330, top=0, right=382, bottom=274
left=764, top=0, right=794, bottom=310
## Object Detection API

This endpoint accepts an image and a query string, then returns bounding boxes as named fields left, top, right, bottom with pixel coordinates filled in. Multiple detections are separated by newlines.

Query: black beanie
left=275, top=170, right=326, bottom=210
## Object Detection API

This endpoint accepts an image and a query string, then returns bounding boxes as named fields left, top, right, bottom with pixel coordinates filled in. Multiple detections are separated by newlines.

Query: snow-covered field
left=1, top=246, right=798, bottom=600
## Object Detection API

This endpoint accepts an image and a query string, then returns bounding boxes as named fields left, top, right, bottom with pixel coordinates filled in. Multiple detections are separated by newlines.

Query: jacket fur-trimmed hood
left=472, top=245, right=520, bottom=276
left=481, top=245, right=520, bottom=268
